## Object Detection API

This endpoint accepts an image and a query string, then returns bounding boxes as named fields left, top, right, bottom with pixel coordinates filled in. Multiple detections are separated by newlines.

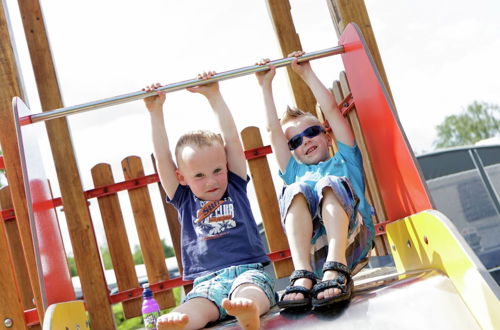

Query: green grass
left=114, top=287, right=182, bottom=330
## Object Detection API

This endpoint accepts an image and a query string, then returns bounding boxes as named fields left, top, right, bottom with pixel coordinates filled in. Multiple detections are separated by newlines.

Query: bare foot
left=222, top=298, right=259, bottom=330
left=157, top=312, right=189, bottom=330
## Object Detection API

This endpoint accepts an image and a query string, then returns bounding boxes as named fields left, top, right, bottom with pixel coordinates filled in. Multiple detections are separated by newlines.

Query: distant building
left=417, top=144, right=500, bottom=284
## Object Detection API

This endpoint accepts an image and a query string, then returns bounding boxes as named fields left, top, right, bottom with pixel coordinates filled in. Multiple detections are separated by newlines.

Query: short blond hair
left=280, top=105, right=319, bottom=126
left=175, top=130, right=224, bottom=163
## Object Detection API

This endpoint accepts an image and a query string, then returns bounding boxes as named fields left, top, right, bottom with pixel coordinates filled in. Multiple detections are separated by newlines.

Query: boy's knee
left=285, top=183, right=313, bottom=204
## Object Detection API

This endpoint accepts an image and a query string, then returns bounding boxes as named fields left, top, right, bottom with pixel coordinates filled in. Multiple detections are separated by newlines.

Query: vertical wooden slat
left=16, top=2, right=114, bottom=327
left=265, top=0, right=318, bottom=116
left=241, top=127, right=293, bottom=278
left=326, top=0, right=394, bottom=103
left=338, top=71, right=390, bottom=255
left=151, top=154, right=193, bottom=295
left=122, top=156, right=175, bottom=309
left=0, top=210, right=26, bottom=329
left=91, top=164, right=142, bottom=318
left=0, top=187, right=35, bottom=311
left=0, top=0, right=45, bottom=322
left=318, top=78, right=386, bottom=255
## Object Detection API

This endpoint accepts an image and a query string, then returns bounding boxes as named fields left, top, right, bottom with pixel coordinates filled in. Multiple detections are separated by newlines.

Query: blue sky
left=4, top=0, right=500, bottom=251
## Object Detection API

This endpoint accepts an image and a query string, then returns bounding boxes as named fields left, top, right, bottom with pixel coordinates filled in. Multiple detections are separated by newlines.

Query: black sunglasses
left=288, top=125, right=325, bottom=150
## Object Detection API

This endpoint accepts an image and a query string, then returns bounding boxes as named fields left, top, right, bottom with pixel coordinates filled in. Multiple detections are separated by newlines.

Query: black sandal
left=278, top=269, right=318, bottom=310
left=312, top=261, right=353, bottom=308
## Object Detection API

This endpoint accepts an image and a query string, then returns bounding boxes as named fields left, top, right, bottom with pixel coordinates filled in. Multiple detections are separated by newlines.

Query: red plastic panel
left=339, top=24, right=432, bottom=221
left=13, top=97, right=75, bottom=307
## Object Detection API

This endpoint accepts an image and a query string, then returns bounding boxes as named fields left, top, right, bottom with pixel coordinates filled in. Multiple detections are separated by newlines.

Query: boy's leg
left=319, top=187, right=349, bottom=300
left=222, top=284, right=270, bottom=330
left=283, top=193, right=315, bottom=301
left=157, top=297, right=219, bottom=330
left=223, top=267, right=275, bottom=330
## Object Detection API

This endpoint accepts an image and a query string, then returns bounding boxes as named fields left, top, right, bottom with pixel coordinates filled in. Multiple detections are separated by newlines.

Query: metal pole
left=23, top=45, right=344, bottom=125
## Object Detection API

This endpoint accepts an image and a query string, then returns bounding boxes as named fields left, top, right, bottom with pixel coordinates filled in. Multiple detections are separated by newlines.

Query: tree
left=67, top=255, right=78, bottom=277
left=132, top=244, right=143, bottom=265
left=132, top=239, right=175, bottom=265
left=100, top=246, right=113, bottom=270
left=434, top=101, right=500, bottom=149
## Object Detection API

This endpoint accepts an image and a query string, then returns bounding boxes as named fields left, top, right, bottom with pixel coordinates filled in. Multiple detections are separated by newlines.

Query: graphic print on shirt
left=195, top=197, right=236, bottom=239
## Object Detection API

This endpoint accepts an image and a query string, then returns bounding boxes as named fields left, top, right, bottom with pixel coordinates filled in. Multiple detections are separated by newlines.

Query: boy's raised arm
left=255, top=61, right=291, bottom=173
left=289, top=51, right=355, bottom=147
left=143, top=83, right=179, bottom=199
left=187, top=72, right=247, bottom=180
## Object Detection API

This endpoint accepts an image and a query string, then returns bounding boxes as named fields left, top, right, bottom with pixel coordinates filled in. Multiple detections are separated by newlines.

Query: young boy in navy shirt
left=144, top=72, right=275, bottom=329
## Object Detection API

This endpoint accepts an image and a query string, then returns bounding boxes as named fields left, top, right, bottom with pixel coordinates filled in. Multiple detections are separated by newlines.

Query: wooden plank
left=16, top=2, right=115, bottom=328
left=0, top=1, right=45, bottom=322
left=241, top=127, right=293, bottom=278
left=91, top=163, right=142, bottom=318
left=151, top=154, right=193, bottom=295
left=122, top=156, right=175, bottom=309
left=339, top=73, right=390, bottom=255
left=0, top=187, right=35, bottom=311
left=265, top=0, right=318, bottom=116
left=326, top=0, right=394, bottom=103
left=0, top=209, right=27, bottom=329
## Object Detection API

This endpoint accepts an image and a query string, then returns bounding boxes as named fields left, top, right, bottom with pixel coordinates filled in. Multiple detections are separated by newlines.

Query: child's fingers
left=256, top=58, right=271, bottom=66
left=288, top=50, right=305, bottom=58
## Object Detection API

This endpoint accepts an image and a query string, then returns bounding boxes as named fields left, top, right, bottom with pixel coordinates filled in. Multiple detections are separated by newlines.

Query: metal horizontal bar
left=24, top=45, right=344, bottom=125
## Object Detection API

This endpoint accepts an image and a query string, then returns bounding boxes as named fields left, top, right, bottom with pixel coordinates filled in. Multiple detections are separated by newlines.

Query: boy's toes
left=317, top=287, right=342, bottom=300
left=283, top=292, right=304, bottom=302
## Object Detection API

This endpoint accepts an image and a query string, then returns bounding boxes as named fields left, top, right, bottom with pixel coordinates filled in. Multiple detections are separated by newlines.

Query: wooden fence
left=0, top=71, right=389, bottom=327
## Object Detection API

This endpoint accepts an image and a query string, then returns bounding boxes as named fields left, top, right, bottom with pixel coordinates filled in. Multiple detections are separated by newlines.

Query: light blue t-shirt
left=279, top=141, right=374, bottom=233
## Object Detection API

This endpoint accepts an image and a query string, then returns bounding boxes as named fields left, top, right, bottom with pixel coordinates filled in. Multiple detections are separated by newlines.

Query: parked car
left=72, top=256, right=179, bottom=299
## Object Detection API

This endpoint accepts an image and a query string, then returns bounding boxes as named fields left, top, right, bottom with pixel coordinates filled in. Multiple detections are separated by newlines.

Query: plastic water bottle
left=142, top=283, right=160, bottom=329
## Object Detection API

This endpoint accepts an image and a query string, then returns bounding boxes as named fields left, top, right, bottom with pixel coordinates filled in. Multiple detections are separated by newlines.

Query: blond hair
left=280, top=105, right=319, bottom=126
left=175, top=130, right=224, bottom=163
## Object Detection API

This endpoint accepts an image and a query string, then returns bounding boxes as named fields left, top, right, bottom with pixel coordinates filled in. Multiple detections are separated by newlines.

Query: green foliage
left=101, top=246, right=113, bottom=270
left=132, top=245, right=144, bottom=265
left=434, top=101, right=500, bottom=149
left=162, top=239, right=175, bottom=258
left=67, top=255, right=78, bottom=277
left=113, top=287, right=182, bottom=329
left=132, top=239, right=175, bottom=265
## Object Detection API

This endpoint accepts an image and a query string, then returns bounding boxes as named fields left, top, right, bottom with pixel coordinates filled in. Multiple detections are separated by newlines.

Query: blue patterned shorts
left=183, top=263, right=276, bottom=320
left=279, top=175, right=371, bottom=272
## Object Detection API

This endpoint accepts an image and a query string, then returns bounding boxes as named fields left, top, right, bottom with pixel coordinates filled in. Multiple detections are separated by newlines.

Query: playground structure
left=1, top=1, right=500, bottom=329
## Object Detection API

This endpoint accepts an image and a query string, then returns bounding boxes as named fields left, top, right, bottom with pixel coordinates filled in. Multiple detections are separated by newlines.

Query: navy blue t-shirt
left=168, top=171, right=270, bottom=280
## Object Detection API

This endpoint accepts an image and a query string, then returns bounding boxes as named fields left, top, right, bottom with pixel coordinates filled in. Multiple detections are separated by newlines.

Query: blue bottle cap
left=142, top=283, right=153, bottom=298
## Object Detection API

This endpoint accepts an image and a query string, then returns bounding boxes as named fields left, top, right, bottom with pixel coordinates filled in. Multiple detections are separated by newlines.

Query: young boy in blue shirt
left=143, top=72, right=275, bottom=329
left=256, top=52, right=374, bottom=309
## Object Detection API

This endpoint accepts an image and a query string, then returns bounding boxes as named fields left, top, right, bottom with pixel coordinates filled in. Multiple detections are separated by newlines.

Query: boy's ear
left=176, top=169, right=187, bottom=186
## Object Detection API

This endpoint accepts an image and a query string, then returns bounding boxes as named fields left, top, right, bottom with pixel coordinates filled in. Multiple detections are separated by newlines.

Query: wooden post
left=16, top=1, right=115, bottom=327
left=122, top=156, right=175, bottom=309
left=151, top=154, right=193, bottom=295
left=326, top=0, right=394, bottom=102
left=337, top=72, right=390, bottom=254
left=91, top=164, right=142, bottom=319
left=265, top=0, right=318, bottom=116
left=0, top=0, right=45, bottom=322
left=0, top=213, right=27, bottom=329
left=241, top=127, right=293, bottom=278
left=0, top=187, right=36, bottom=311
